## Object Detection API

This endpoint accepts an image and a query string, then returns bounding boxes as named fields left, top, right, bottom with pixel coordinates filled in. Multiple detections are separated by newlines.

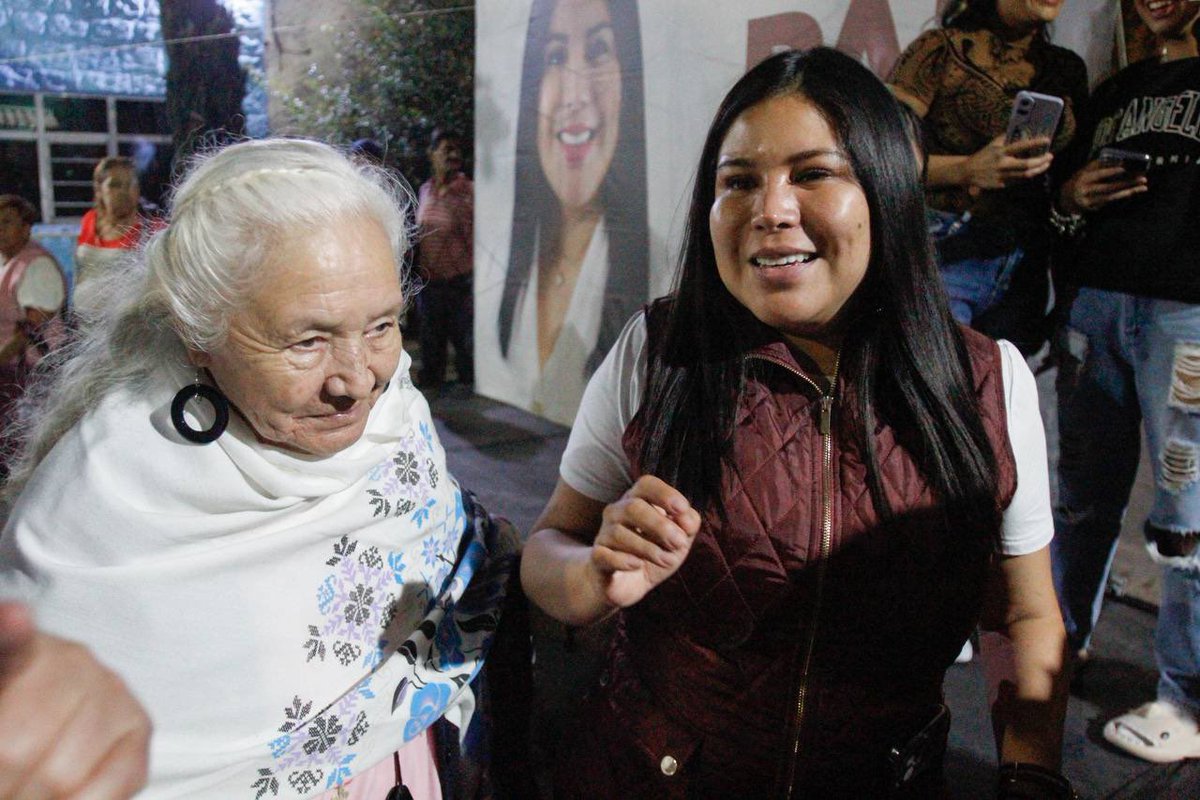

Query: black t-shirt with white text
left=1059, top=56, right=1200, bottom=302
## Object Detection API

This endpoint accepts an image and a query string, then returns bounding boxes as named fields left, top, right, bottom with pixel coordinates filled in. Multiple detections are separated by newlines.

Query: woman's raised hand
left=0, top=602, right=151, bottom=800
left=590, top=475, right=702, bottom=609
left=1058, top=158, right=1149, bottom=215
left=965, top=134, right=1055, bottom=191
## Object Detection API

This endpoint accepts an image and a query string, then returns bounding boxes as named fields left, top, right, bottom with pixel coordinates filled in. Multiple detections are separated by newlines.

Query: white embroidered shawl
left=0, top=352, right=513, bottom=798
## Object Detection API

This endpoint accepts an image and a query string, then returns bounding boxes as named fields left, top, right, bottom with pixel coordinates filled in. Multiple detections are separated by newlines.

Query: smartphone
left=1098, top=146, right=1152, bottom=176
left=1004, top=90, right=1065, bottom=156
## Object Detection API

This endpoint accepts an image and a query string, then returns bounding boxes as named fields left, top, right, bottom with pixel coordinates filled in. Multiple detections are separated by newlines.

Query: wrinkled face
left=193, top=218, right=405, bottom=458
left=710, top=94, right=872, bottom=344
left=536, top=0, right=622, bottom=211
left=996, top=0, right=1064, bottom=29
left=97, top=167, right=139, bottom=219
left=0, top=207, right=31, bottom=258
left=1136, top=0, right=1200, bottom=37
left=430, top=138, right=463, bottom=177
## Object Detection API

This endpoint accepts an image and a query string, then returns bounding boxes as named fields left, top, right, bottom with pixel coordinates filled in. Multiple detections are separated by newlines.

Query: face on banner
left=480, top=0, right=649, bottom=427
left=537, top=0, right=623, bottom=212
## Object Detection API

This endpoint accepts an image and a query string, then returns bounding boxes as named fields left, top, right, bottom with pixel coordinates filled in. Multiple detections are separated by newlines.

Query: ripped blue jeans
left=1052, top=287, right=1200, bottom=713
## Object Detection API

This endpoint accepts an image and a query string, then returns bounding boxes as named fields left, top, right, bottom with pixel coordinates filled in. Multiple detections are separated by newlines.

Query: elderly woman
left=0, top=139, right=521, bottom=799
left=523, top=48, right=1072, bottom=798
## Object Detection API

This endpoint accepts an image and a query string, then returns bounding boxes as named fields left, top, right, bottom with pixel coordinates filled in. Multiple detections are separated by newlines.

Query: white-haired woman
left=0, top=139, right=527, bottom=800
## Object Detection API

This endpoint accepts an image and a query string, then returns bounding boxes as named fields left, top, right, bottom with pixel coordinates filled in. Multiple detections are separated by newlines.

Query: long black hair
left=942, top=0, right=1050, bottom=40
left=637, top=47, right=1000, bottom=541
left=498, top=0, right=649, bottom=374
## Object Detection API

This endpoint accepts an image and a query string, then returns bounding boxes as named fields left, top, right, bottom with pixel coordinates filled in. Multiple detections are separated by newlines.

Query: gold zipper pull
left=819, top=395, right=833, bottom=436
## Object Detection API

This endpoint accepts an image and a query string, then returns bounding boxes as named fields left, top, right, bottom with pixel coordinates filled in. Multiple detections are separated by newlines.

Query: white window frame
left=0, top=92, right=171, bottom=223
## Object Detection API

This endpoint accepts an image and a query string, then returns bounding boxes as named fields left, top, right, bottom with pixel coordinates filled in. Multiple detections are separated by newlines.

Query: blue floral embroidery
left=404, top=682, right=452, bottom=741
left=252, top=421, right=509, bottom=797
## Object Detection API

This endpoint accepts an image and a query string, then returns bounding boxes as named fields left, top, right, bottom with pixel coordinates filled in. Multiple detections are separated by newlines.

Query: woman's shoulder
left=956, top=325, right=1008, bottom=388
left=891, top=29, right=954, bottom=80
left=902, top=28, right=954, bottom=54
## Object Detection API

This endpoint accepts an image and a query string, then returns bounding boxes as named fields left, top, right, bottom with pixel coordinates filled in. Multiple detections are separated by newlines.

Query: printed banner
left=474, top=0, right=1113, bottom=426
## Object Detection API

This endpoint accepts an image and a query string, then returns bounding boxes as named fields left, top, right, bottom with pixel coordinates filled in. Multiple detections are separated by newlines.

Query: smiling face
left=996, top=0, right=1064, bottom=30
left=709, top=93, right=872, bottom=344
left=0, top=206, right=31, bottom=260
left=192, top=218, right=405, bottom=458
left=536, top=0, right=622, bottom=212
left=97, top=166, right=139, bottom=220
left=1136, top=0, right=1200, bottom=37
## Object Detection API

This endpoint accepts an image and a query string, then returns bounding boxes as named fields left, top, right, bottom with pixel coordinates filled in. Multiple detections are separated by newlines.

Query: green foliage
left=276, top=0, right=475, bottom=181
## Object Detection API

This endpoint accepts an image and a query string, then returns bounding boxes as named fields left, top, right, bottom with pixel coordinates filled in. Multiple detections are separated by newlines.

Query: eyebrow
left=545, top=22, right=614, bottom=47
left=289, top=300, right=406, bottom=334
left=586, top=22, right=614, bottom=39
left=716, top=149, right=847, bottom=170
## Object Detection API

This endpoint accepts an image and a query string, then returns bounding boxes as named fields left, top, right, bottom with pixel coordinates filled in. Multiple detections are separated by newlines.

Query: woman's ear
left=187, top=348, right=213, bottom=368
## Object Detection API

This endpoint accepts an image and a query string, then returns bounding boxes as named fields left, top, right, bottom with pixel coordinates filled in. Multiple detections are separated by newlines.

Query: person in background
left=74, top=156, right=147, bottom=314
left=1051, top=0, right=1200, bottom=765
left=416, top=128, right=474, bottom=389
left=522, top=47, right=1072, bottom=798
left=889, top=0, right=1087, bottom=354
left=0, top=195, right=66, bottom=463
left=496, top=0, right=649, bottom=425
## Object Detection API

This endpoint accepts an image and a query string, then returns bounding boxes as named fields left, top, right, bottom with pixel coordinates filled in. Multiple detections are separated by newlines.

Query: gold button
left=660, top=755, right=678, bottom=776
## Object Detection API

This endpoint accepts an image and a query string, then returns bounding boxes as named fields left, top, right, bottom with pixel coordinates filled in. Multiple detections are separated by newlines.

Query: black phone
left=887, top=704, right=951, bottom=791
left=1098, top=146, right=1151, bottom=176
left=1005, top=90, right=1065, bottom=156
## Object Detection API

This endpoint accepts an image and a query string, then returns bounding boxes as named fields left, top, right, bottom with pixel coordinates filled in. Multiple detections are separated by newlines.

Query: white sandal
left=1103, top=701, right=1200, bottom=763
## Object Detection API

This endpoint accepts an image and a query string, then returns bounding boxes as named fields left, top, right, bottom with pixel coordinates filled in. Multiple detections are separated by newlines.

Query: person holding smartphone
left=1051, top=0, right=1200, bottom=765
left=889, top=0, right=1088, bottom=355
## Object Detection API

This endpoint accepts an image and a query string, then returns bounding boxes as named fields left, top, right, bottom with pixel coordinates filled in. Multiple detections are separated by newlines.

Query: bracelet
left=1048, top=203, right=1085, bottom=238
left=996, top=762, right=1077, bottom=800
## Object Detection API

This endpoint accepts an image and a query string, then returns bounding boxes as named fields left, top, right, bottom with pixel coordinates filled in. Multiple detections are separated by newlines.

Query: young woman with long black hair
left=522, top=47, right=1073, bottom=798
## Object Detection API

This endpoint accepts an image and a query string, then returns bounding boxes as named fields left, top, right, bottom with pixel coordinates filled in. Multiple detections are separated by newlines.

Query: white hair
left=4, top=138, right=414, bottom=501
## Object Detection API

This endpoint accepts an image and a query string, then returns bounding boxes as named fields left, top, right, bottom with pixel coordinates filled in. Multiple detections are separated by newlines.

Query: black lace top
left=889, top=27, right=1088, bottom=227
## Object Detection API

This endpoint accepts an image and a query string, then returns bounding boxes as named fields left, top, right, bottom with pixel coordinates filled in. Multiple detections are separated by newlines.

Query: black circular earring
left=170, top=381, right=230, bottom=444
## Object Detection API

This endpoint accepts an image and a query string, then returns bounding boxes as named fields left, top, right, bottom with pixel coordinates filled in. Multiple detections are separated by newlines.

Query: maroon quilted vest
left=557, top=307, right=1018, bottom=799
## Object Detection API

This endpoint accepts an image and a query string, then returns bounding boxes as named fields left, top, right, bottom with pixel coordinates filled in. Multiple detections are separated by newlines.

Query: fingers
left=69, top=731, right=151, bottom=800
left=598, top=497, right=690, bottom=566
left=1003, top=136, right=1052, bottom=158
left=998, top=152, right=1053, bottom=181
left=1070, top=166, right=1148, bottom=212
left=0, top=603, right=36, bottom=678
left=592, top=475, right=702, bottom=573
left=18, top=670, right=150, bottom=800
left=0, top=631, right=150, bottom=800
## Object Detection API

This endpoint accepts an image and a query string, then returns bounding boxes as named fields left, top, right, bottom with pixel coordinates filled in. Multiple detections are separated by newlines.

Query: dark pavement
left=425, top=383, right=1200, bottom=799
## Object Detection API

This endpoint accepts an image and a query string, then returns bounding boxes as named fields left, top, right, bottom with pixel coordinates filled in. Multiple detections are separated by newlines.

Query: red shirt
left=416, top=173, right=473, bottom=282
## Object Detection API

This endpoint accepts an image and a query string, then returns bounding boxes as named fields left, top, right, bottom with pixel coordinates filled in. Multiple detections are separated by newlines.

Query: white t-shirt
left=560, top=312, right=1053, bottom=557
left=12, top=255, right=65, bottom=312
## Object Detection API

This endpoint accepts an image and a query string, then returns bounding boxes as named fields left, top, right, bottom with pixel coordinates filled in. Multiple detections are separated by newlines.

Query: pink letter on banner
left=745, top=13, right=823, bottom=70
left=836, top=0, right=902, bottom=77
left=747, top=0, right=904, bottom=79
